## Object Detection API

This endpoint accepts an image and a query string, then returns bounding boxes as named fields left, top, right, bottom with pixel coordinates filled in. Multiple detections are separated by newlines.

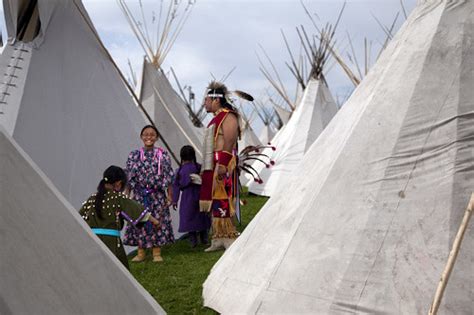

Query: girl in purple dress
left=172, top=145, right=211, bottom=247
left=123, top=125, right=175, bottom=263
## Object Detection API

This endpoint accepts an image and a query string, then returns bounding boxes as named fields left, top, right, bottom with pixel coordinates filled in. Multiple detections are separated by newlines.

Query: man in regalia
left=199, top=81, right=240, bottom=252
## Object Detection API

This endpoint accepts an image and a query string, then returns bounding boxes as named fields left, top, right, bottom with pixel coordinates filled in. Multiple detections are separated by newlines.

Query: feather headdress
left=232, top=90, right=254, bottom=102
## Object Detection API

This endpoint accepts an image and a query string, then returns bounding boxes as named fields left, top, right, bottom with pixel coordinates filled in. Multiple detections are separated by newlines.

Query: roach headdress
left=207, top=81, right=228, bottom=98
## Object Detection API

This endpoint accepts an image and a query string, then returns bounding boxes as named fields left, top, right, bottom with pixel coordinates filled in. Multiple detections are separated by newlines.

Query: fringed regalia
left=199, top=108, right=239, bottom=239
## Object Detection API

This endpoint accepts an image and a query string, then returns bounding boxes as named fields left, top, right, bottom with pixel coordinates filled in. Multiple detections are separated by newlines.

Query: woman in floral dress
left=123, top=125, right=175, bottom=262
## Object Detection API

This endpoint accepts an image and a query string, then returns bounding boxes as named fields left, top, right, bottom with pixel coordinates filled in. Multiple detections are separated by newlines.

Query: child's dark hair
left=176, top=145, right=199, bottom=182
left=140, top=124, right=159, bottom=137
left=95, top=165, right=127, bottom=219
left=180, top=145, right=196, bottom=162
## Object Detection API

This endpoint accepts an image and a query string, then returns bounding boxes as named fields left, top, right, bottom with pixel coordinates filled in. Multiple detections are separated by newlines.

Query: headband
left=207, top=93, right=224, bottom=98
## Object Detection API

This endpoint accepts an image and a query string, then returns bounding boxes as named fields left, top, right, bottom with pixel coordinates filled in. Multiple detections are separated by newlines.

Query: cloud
left=83, top=0, right=417, bottom=135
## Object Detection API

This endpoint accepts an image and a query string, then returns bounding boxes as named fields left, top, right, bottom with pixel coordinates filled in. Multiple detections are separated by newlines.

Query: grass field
left=129, top=191, right=269, bottom=314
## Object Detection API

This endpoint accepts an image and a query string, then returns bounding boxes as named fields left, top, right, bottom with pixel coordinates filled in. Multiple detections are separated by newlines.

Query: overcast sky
left=2, top=0, right=418, bottom=133
left=81, top=0, right=418, bottom=97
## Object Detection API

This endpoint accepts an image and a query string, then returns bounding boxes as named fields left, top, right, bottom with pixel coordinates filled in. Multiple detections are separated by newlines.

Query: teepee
left=0, top=0, right=171, bottom=211
left=253, top=99, right=277, bottom=145
left=237, top=108, right=264, bottom=187
left=258, top=124, right=276, bottom=146
left=203, top=1, right=474, bottom=313
left=248, top=79, right=338, bottom=196
left=238, top=108, right=262, bottom=151
left=247, top=22, right=340, bottom=196
left=273, top=103, right=291, bottom=126
left=119, top=0, right=203, bottom=161
left=0, top=127, right=165, bottom=314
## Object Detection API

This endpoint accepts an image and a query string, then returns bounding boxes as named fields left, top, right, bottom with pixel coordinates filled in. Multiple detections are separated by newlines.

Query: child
left=79, top=165, right=159, bottom=269
left=172, top=146, right=211, bottom=247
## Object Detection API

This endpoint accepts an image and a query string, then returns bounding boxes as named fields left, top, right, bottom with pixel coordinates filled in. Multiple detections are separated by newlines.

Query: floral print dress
left=123, top=147, right=175, bottom=248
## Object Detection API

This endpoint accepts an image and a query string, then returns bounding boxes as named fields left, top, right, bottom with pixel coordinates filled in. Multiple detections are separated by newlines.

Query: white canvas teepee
left=0, top=127, right=165, bottom=314
left=247, top=78, right=338, bottom=196
left=253, top=99, right=277, bottom=145
left=138, top=58, right=204, bottom=160
left=0, top=0, right=170, bottom=210
left=0, top=0, right=187, bottom=243
left=238, top=110, right=262, bottom=151
left=237, top=108, right=264, bottom=186
left=238, top=126, right=262, bottom=151
left=273, top=102, right=292, bottom=126
left=258, top=124, right=276, bottom=145
left=203, top=1, right=474, bottom=314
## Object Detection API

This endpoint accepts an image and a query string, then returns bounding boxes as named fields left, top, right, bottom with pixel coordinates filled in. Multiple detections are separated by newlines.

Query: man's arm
left=216, top=113, right=239, bottom=176
left=222, top=113, right=239, bottom=152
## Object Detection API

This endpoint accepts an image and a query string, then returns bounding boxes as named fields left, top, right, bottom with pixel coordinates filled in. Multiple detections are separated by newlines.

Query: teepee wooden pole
left=400, top=0, right=408, bottom=20
left=428, top=193, right=474, bottom=315
left=346, top=32, right=363, bottom=79
left=257, top=44, right=294, bottom=110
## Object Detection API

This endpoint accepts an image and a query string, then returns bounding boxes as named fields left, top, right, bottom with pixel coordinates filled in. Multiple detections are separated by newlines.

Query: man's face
left=204, top=96, right=220, bottom=113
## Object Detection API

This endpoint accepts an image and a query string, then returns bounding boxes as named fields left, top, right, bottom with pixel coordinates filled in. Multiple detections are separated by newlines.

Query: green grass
left=129, top=190, right=268, bottom=314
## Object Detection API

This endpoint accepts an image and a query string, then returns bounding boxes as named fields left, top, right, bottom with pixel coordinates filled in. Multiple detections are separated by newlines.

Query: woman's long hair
left=95, top=165, right=127, bottom=219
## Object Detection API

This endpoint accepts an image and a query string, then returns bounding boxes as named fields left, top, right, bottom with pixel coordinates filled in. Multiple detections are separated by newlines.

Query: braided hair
left=95, top=165, right=127, bottom=219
